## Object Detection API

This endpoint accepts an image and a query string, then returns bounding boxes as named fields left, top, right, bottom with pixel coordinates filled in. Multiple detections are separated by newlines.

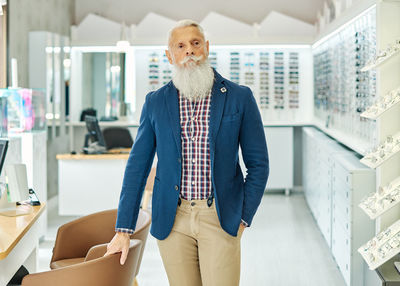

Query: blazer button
left=175, top=185, right=179, bottom=191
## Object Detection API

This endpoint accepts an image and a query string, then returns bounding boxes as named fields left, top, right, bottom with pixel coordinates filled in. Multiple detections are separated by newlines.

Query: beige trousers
left=157, top=198, right=243, bottom=286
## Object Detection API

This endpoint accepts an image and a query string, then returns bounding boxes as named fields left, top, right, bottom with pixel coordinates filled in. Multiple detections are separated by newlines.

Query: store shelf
left=303, top=127, right=375, bottom=286
left=359, top=176, right=400, bottom=219
left=68, top=120, right=140, bottom=127
left=361, top=87, right=400, bottom=120
left=314, top=119, right=372, bottom=155
left=263, top=121, right=313, bottom=127
left=360, top=131, right=400, bottom=169
left=359, top=219, right=400, bottom=270
left=361, top=48, right=400, bottom=72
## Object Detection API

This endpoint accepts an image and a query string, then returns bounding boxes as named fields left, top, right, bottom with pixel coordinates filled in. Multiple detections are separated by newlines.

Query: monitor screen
left=0, top=139, right=8, bottom=176
left=84, top=115, right=106, bottom=147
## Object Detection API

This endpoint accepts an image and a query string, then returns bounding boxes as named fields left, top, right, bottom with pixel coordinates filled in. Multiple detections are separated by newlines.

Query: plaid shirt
left=179, top=91, right=212, bottom=200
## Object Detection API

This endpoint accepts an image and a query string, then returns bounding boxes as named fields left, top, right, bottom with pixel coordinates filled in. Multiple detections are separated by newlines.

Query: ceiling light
left=116, top=22, right=130, bottom=52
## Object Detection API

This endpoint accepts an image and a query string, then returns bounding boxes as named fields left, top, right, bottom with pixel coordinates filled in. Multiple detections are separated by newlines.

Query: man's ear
left=165, top=50, right=173, bottom=64
left=206, top=40, right=209, bottom=55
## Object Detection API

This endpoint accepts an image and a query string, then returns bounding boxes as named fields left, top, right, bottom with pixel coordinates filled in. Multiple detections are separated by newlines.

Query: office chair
left=49, top=209, right=151, bottom=286
left=21, top=239, right=142, bottom=286
left=102, top=127, right=133, bottom=150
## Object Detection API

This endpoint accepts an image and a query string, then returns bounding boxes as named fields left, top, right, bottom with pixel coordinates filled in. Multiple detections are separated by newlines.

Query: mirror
left=72, top=50, right=127, bottom=121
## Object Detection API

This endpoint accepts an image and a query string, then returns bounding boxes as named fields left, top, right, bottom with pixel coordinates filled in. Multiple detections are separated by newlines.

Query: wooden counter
left=0, top=203, right=46, bottom=260
left=56, top=149, right=131, bottom=160
left=56, top=151, right=130, bottom=215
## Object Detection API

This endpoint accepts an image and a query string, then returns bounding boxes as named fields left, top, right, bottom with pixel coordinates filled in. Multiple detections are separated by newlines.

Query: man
left=104, top=19, right=269, bottom=286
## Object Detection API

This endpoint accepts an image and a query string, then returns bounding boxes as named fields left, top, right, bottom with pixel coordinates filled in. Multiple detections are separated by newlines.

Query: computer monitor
left=0, top=139, right=8, bottom=175
left=83, top=115, right=106, bottom=154
left=0, top=140, right=31, bottom=217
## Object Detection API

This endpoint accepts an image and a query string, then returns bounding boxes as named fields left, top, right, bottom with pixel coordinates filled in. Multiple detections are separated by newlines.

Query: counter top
left=56, top=151, right=130, bottom=160
left=0, top=203, right=46, bottom=260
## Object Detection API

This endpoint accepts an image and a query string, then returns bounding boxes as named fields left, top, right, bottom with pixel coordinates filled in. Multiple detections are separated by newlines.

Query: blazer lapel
left=165, top=82, right=182, bottom=157
left=209, top=70, right=227, bottom=152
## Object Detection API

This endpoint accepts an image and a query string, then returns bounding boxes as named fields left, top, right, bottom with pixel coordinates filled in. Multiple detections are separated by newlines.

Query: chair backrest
left=22, top=240, right=142, bottom=286
left=51, top=208, right=151, bottom=274
left=102, top=127, right=133, bottom=150
left=130, top=209, right=152, bottom=277
left=51, top=209, right=118, bottom=263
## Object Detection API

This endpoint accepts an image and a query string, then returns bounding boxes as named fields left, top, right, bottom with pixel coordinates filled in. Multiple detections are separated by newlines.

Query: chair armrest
left=84, top=243, right=108, bottom=261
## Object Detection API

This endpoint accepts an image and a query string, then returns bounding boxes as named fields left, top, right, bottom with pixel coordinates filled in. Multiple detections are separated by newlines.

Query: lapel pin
left=220, top=87, right=227, bottom=93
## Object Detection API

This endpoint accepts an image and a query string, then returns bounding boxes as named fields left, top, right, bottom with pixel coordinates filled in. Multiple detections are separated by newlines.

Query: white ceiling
left=74, top=0, right=325, bottom=26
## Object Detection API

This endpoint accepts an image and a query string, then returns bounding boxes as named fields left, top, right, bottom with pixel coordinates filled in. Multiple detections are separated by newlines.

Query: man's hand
left=104, top=232, right=130, bottom=265
left=239, top=223, right=246, bottom=236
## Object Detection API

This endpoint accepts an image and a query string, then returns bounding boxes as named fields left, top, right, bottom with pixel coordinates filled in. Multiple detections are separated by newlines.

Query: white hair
left=168, top=19, right=206, bottom=49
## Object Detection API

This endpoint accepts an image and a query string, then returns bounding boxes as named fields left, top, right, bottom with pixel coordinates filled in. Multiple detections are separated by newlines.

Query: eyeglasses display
left=361, top=86, right=400, bottom=120
left=141, top=47, right=307, bottom=122
left=274, top=52, right=284, bottom=110
left=162, top=55, right=172, bottom=85
left=230, top=52, right=240, bottom=84
left=359, top=176, right=400, bottom=219
left=288, top=52, right=299, bottom=109
left=360, top=133, right=400, bottom=168
left=244, top=52, right=255, bottom=86
left=361, top=39, right=400, bottom=72
left=259, top=52, right=269, bottom=109
left=358, top=219, right=400, bottom=270
left=148, top=52, right=160, bottom=91
left=209, top=52, right=217, bottom=69
left=313, top=8, right=376, bottom=144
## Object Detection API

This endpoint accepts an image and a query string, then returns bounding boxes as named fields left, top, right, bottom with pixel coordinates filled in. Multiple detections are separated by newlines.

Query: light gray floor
left=38, top=193, right=346, bottom=286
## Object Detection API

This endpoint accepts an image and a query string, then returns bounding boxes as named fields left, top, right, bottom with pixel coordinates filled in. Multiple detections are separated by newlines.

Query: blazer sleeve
left=116, top=92, right=156, bottom=231
left=239, top=87, right=269, bottom=227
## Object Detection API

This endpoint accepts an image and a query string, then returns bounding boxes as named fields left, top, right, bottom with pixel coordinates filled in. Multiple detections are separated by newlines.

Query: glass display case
left=0, top=88, right=46, bottom=133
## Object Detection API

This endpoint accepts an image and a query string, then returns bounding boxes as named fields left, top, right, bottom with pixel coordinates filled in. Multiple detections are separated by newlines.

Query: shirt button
left=191, top=181, right=195, bottom=185
left=191, top=137, right=196, bottom=141
left=175, top=185, right=179, bottom=191
left=192, top=159, right=196, bottom=163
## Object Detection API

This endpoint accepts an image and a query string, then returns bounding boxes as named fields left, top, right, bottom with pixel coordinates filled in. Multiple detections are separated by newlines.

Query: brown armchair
left=49, top=209, right=151, bottom=282
left=21, top=239, right=142, bottom=286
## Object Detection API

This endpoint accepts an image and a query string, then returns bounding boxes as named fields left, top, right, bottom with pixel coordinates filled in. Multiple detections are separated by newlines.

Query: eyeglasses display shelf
left=359, top=176, right=400, bottom=220
left=361, top=86, right=400, bottom=120
left=360, top=132, right=400, bottom=169
left=359, top=219, right=400, bottom=270
left=361, top=39, right=400, bottom=72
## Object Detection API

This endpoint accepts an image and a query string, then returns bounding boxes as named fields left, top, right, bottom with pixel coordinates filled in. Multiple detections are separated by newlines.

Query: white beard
left=172, top=56, right=215, bottom=102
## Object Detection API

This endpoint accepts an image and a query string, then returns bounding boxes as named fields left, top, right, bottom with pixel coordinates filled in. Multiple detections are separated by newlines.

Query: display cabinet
left=303, top=127, right=375, bottom=286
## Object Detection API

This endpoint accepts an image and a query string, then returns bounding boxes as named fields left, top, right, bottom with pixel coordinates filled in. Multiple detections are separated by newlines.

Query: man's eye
left=178, top=45, right=183, bottom=48
left=194, top=41, right=200, bottom=45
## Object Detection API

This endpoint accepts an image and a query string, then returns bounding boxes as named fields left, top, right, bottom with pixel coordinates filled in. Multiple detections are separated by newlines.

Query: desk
left=0, top=204, right=46, bottom=286
left=57, top=152, right=130, bottom=216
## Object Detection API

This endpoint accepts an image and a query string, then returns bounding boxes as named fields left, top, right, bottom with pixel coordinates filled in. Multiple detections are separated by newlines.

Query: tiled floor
left=39, top=193, right=346, bottom=286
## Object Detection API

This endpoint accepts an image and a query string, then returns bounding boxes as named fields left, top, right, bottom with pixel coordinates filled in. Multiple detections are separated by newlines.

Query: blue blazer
left=116, top=69, right=269, bottom=240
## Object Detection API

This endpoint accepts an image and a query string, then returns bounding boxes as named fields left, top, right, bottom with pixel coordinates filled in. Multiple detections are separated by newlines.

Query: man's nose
left=186, top=48, right=195, bottom=56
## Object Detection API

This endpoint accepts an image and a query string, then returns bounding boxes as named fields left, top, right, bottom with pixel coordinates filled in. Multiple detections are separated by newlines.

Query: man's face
left=166, top=26, right=209, bottom=68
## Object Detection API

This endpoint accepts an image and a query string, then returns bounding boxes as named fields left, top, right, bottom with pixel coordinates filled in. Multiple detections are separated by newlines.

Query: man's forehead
left=171, top=26, right=204, bottom=42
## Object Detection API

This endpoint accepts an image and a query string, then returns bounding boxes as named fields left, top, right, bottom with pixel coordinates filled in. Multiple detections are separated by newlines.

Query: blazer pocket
left=152, top=177, right=160, bottom=219
left=221, top=112, right=240, bottom=122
